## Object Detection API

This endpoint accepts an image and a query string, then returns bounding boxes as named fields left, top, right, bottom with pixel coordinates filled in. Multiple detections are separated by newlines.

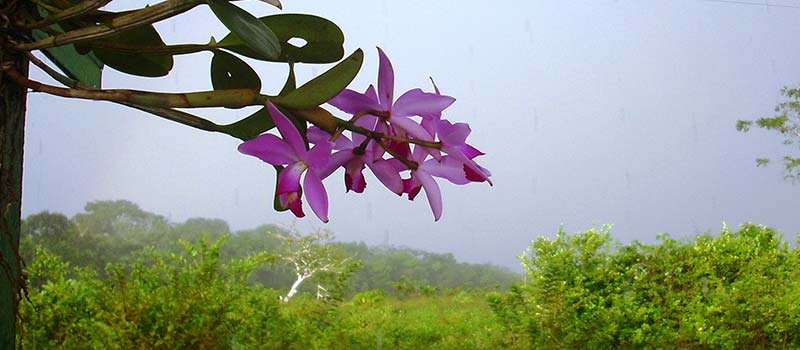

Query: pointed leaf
left=207, top=0, right=281, bottom=60
left=219, top=107, right=275, bottom=141
left=85, top=25, right=173, bottom=77
left=258, top=0, right=281, bottom=9
left=210, top=50, right=261, bottom=91
left=273, top=49, right=363, bottom=109
left=219, top=14, right=344, bottom=63
left=279, top=62, right=296, bottom=96
left=32, top=29, right=103, bottom=88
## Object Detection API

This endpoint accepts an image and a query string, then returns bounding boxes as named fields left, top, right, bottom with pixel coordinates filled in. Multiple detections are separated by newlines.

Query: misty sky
left=21, top=0, right=800, bottom=269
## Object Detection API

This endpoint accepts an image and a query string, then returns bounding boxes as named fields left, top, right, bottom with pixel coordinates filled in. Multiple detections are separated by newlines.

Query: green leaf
left=279, top=62, right=296, bottom=96
left=207, top=0, right=281, bottom=60
left=218, top=107, right=275, bottom=141
left=85, top=25, right=174, bottom=77
left=32, top=29, right=103, bottom=89
left=256, top=0, right=281, bottom=9
left=219, top=14, right=344, bottom=63
left=210, top=50, right=261, bottom=91
left=272, top=49, right=363, bottom=109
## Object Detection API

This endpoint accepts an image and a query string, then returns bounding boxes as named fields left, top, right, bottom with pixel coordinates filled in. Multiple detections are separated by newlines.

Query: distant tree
left=276, top=229, right=350, bottom=301
left=20, top=211, right=82, bottom=265
left=22, top=211, right=75, bottom=240
left=73, top=200, right=170, bottom=237
left=737, top=87, right=800, bottom=182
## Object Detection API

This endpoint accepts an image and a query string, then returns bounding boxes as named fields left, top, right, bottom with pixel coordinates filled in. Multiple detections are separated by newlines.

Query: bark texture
left=0, top=19, right=29, bottom=350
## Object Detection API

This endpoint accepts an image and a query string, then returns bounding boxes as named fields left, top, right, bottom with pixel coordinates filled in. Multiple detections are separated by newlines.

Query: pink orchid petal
left=282, top=192, right=305, bottom=218
left=304, top=140, right=333, bottom=171
left=321, top=150, right=354, bottom=179
left=277, top=162, right=304, bottom=194
left=416, top=170, right=443, bottom=221
left=367, top=159, right=404, bottom=195
left=306, top=127, right=349, bottom=149
left=344, top=159, right=367, bottom=193
left=366, top=84, right=378, bottom=102
left=421, top=117, right=439, bottom=137
left=377, top=47, right=394, bottom=109
left=465, top=161, right=492, bottom=185
left=303, top=170, right=329, bottom=222
left=461, top=143, right=485, bottom=159
left=386, top=157, right=408, bottom=172
left=392, top=89, right=456, bottom=118
left=390, top=117, right=435, bottom=143
left=328, top=88, right=381, bottom=115
left=238, top=134, right=297, bottom=165
left=411, top=144, right=429, bottom=163
left=438, top=119, right=471, bottom=146
left=403, top=178, right=421, bottom=200
left=267, top=102, right=306, bottom=155
left=424, top=156, right=470, bottom=185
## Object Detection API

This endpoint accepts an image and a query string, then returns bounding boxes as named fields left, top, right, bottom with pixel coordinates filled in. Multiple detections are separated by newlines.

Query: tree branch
left=2, top=68, right=268, bottom=109
left=24, top=54, right=226, bottom=133
left=18, top=0, right=112, bottom=30
left=15, top=0, right=203, bottom=51
left=79, top=41, right=217, bottom=56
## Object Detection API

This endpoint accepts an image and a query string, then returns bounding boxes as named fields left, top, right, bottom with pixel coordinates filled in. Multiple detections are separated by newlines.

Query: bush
left=491, top=224, right=800, bottom=350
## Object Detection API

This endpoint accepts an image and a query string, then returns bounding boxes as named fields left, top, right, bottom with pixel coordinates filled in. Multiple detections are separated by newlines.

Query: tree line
left=20, top=199, right=519, bottom=297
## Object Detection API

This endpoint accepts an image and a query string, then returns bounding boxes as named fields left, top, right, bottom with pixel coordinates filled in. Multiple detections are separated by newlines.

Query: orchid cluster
left=239, top=48, right=492, bottom=222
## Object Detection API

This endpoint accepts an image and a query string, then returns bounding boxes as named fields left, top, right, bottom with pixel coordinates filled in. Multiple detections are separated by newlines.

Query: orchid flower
left=238, top=102, right=333, bottom=222
left=328, top=48, right=456, bottom=142
left=308, top=126, right=403, bottom=195
left=397, top=145, right=476, bottom=221
left=435, top=119, right=493, bottom=184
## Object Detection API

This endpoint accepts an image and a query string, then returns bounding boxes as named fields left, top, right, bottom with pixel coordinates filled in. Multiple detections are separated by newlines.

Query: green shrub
left=491, top=224, right=800, bottom=350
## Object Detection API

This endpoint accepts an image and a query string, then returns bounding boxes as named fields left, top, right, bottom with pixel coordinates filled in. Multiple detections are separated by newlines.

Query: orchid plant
left=0, top=1, right=492, bottom=344
left=239, top=48, right=492, bottom=222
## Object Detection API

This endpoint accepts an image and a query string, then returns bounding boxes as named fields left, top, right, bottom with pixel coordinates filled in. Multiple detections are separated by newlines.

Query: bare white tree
left=276, top=229, right=348, bottom=301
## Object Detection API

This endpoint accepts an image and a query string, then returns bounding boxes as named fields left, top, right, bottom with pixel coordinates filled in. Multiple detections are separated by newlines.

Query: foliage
left=2, top=0, right=495, bottom=347
left=737, top=87, right=800, bottom=182
left=340, top=243, right=518, bottom=294
left=19, top=238, right=510, bottom=349
left=490, top=224, right=800, bottom=350
left=20, top=238, right=297, bottom=350
left=19, top=214, right=800, bottom=350
left=21, top=201, right=519, bottom=295
left=310, top=292, right=508, bottom=350
left=4, top=0, right=491, bottom=224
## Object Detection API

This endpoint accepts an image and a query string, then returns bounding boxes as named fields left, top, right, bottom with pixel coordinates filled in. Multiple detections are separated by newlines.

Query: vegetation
left=489, top=224, right=800, bottom=350
left=17, top=200, right=800, bottom=349
left=20, top=200, right=518, bottom=296
left=738, top=86, right=800, bottom=182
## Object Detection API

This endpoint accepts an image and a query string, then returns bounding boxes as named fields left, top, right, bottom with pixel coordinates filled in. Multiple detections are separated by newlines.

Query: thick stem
left=15, top=0, right=203, bottom=51
left=17, top=0, right=112, bottom=30
left=0, top=32, right=29, bottom=350
left=3, top=69, right=267, bottom=109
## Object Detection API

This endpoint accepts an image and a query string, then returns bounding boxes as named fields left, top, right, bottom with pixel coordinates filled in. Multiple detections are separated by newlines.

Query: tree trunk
left=0, top=27, right=29, bottom=350
left=283, top=274, right=307, bottom=301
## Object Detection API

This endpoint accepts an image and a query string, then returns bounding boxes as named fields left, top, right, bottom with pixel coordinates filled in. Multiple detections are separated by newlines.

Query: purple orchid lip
left=238, top=101, right=333, bottom=223
left=240, top=48, right=491, bottom=222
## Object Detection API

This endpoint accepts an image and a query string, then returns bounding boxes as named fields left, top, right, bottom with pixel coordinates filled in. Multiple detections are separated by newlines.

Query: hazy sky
left=22, top=0, right=800, bottom=269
